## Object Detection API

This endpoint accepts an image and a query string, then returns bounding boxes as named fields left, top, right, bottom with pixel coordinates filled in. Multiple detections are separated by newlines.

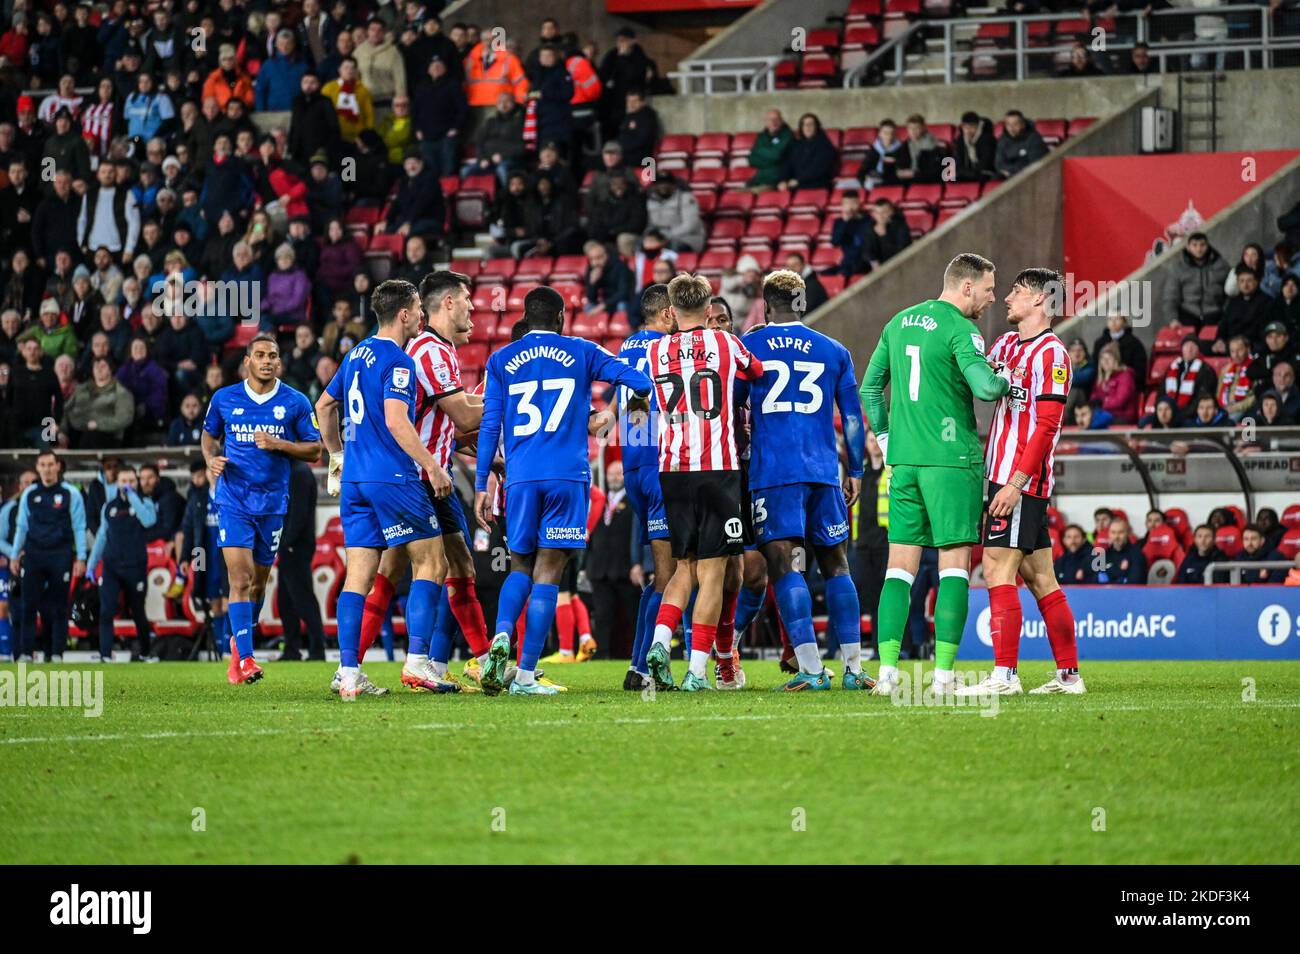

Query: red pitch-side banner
left=607, top=0, right=759, bottom=11
left=1062, top=150, right=1299, bottom=286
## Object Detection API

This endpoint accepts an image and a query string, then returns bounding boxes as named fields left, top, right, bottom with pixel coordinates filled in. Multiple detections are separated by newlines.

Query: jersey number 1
left=905, top=345, right=921, bottom=401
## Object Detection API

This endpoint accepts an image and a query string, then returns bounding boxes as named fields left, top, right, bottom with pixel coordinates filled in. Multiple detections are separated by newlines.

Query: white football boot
left=1029, top=673, right=1087, bottom=695
left=954, top=672, right=1023, bottom=696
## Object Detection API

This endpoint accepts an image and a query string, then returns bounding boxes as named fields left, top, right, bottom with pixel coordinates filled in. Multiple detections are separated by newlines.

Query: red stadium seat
left=846, top=0, right=884, bottom=18
left=1164, top=507, right=1193, bottom=546
left=903, top=208, right=935, bottom=237
left=507, top=282, right=539, bottom=311
left=550, top=255, right=586, bottom=283
left=901, top=183, right=942, bottom=210
left=472, top=285, right=504, bottom=312
left=657, top=134, right=695, bottom=160
left=870, top=184, right=905, bottom=206
left=552, top=282, right=585, bottom=312
left=696, top=249, right=736, bottom=275
left=1215, top=525, right=1242, bottom=558
left=730, top=131, right=757, bottom=156
left=841, top=125, right=878, bottom=154
left=1148, top=354, right=1176, bottom=386
left=479, top=258, right=517, bottom=284
left=1226, top=505, right=1246, bottom=528
left=689, top=167, right=726, bottom=191
left=1279, top=527, right=1300, bottom=560
left=820, top=273, right=846, bottom=297
left=789, top=188, right=829, bottom=215
left=345, top=207, right=381, bottom=227
left=1037, top=119, right=1068, bottom=147
left=514, top=257, right=554, bottom=282
left=570, top=312, right=609, bottom=338
left=1143, top=526, right=1185, bottom=568
left=695, top=191, right=718, bottom=216
left=673, top=252, right=699, bottom=273
left=752, top=190, right=791, bottom=218
left=935, top=208, right=962, bottom=228
left=694, top=133, right=731, bottom=160
left=715, top=190, right=755, bottom=219
left=1282, top=504, right=1300, bottom=528
left=928, top=123, right=955, bottom=147
left=783, top=215, right=822, bottom=241
left=608, top=311, right=633, bottom=336
left=469, top=313, right=496, bottom=344
left=1199, top=323, right=1219, bottom=342
left=707, top=218, right=745, bottom=248
left=806, top=29, right=841, bottom=52
left=725, top=164, right=756, bottom=188
left=1068, top=117, right=1097, bottom=137
left=811, top=245, right=841, bottom=269
left=368, top=232, right=404, bottom=256
left=741, top=218, right=783, bottom=248
left=458, top=343, right=489, bottom=372
left=1153, top=324, right=1186, bottom=355
left=940, top=181, right=980, bottom=208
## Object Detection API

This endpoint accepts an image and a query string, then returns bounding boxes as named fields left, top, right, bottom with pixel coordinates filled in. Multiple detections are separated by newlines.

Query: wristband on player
left=1009, top=471, right=1029, bottom=490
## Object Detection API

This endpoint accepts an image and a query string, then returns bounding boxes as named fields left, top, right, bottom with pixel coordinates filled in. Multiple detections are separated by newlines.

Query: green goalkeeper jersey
left=860, top=298, right=1009, bottom=469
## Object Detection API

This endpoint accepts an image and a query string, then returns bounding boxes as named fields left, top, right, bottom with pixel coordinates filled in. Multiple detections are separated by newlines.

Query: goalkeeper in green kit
left=859, top=253, right=1011, bottom=695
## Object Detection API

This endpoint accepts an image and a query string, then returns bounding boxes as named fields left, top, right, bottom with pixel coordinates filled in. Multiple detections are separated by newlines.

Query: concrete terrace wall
left=688, top=0, right=846, bottom=62
left=802, top=86, right=1160, bottom=368
left=653, top=69, right=1300, bottom=151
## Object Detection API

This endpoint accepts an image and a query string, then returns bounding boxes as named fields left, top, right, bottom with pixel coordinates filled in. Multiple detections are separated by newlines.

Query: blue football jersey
left=744, top=321, right=866, bottom=490
left=202, top=379, right=320, bottom=514
left=475, top=331, right=653, bottom=492
left=617, top=329, right=664, bottom=473
left=326, top=335, right=421, bottom=484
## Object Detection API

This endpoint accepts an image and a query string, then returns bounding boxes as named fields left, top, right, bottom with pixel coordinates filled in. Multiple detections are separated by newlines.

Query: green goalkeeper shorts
left=887, top=463, right=984, bottom=549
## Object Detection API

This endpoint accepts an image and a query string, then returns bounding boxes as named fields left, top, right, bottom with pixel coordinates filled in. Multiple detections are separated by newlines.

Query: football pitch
left=1, top=660, right=1296, bottom=865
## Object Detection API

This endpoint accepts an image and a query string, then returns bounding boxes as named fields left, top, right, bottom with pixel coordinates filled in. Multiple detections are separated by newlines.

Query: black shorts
left=422, top=476, right=468, bottom=538
left=981, top=482, right=1051, bottom=554
left=660, top=470, right=746, bottom=560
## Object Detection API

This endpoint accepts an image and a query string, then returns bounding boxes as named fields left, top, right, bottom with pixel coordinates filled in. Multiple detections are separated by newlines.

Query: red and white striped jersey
left=407, top=329, right=464, bottom=475
left=648, top=327, right=763, bottom=472
left=984, top=329, right=1071, bottom=496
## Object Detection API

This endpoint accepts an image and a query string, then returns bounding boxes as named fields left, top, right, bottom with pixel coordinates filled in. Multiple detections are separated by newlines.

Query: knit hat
left=40, top=298, right=60, bottom=316
left=735, top=254, right=762, bottom=275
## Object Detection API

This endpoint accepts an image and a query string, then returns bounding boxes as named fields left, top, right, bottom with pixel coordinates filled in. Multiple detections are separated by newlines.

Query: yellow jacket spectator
left=323, top=59, right=374, bottom=142
left=378, top=95, right=413, bottom=164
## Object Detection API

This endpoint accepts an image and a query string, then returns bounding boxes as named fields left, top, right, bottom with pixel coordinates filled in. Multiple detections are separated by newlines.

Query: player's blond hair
left=762, top=269, right=807, bottom=315
left=943, top=253, right=995, bottom=288
left=667, top=273, right=713, bottom=317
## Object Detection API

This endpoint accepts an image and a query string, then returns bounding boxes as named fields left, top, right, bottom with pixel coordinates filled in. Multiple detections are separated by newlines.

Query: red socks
left=692, top=622, right=716, bottom=655
left=445, top=577, right=489, bottom=657
left=572, top=595, right=591, bottom=641
left=654, top=601, right=683, bottom=638
left=715, top=588, right=739, bottom=656
left=555, top=601, right=575, bottom=653
left=989, top=584, right=1022, bottom=670
left=358, top=573, right=394, bottom=663
left=1039, top=589, right=1078, bottom=670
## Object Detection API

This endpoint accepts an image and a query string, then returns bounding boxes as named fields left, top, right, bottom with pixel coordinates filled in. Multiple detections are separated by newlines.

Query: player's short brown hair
left=419, top=270, right=471, bottom=311
left=245, top=331, right=279, bottom=356
left=943, top=253, right=995, bottom=288
left=372, top=278, right=420, bottom=326
left=762, top=269, right=807, bottom=315
left=1013, top=267, right=1064, bottom=316
left=667, top=273, right=713, bottom=316
left=640, top=283, right=670, bottom=323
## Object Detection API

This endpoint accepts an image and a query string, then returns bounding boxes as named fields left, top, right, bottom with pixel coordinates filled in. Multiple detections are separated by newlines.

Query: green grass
left=1, top=659, right=1296, bottom=864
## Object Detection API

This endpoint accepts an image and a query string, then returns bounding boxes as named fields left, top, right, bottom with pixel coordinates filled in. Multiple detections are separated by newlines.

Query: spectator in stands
left=583, top=240, right=633, bottom=317
left=645, top=172, right=704, bottom=253
left=94, top=303, right=130, bottom=363
left=11, top=337, right=62, bottom=448
left=777, top=113, right=837, bottom=192
left=323, top=57, right=375, bottom=144
left=1188, top=392, right=1230, bottom=427
left=1093, top=341, right=1139, bottom=425
left=384, top=150, right=444, bottom=240
left=1091, top=313, right=1148, bottom=387
left=378, top=94, right=414, bottom=165
left=995, top=110, right=1048, bottom=179
left=589, top=141, right=641, bottom=205
left=1204, top=335, right=1255, bottom=423
left=0, top=158, right=39, bottom=261
left=1256, top=507, right=1286, bottom=552
left=1224, top=242, right=1264, bottom=297
left=1143, top=509, right=1167, bottom=546
left=156, top=310, right=209, bottom=395
left=464, top=30, right=527, bottom=108
left=1163, top=334, right=1218, bottom=414
left=138, top=463, right=182, bottom=547
left=75, top=333, right=112, bottom=383
left=1054, top=524, right=1097, bottom=585
left=256, top=30, right=309, bottom=112
left=1249, top=321, right=1300, bottom=394
left=79, top=162, right=141, bottom=267
left=201, top=136, right=254, bottom=231
left=828, top=190, right=872, bottom=277
left=412, top=57, right=467, bottom=179
left=587, top=171, right=647, bottom=255
left=1099, top=516, right=1146, bottom=583
left=3, top=248, right=43, bottom=322
left=263, top=244, right=310, bottom=330
left=54, top=354, right=77, bottom=401
left=598, top=28, right=655, bottom=132
left=317, top=219, right=364, bottom=302
left=394, top=235, right=432, bottom=287
left=1123, top=42, right=1157, bottom=75
left=1139, top=394, right=1178, bottom=429
left=0, top=309, right=21, bottom=364
left=317, top=25, right=355, bottom=83
left=651, top=257, right=676, bottom=286
left=535, top=141, right=578, bottom=200
left=1255, top=390, right=1292, bottom=427
left=629, top=230, right=677, bottom=295
left=19, top=299, right=78, bottom=362
left=858, top=118, right=904, bottom=187
left=1215, top=266, right=1271, bottom=352
left=1176, top=525, right=1226, bottom=584
left=119, top=336, right=169, bottom=436
left=1270, top=360, right=1300, bottom=419
left=63, top=355, right=134, bottom=449
left=289, top=71, right=341, bottom=166
left=720, top=254, right=763, bottom=326
left=785, top=251, right=828, bottom=313
left=617, top=90, right=660, bottom=171
left=897, top=114, right=946, bottom=184
left=306, top=153, right=346, bottom=232
left=586, top=459, right=639, bottom=657
left=954, top=111, right=997, bottom=182
left=1264, top=274, right=1300, bottom=339
left=747, top=109, right=794, bottom=190
left=487, top=171, right=532, bottom=259
left=1239, top=524, right=1287, bottom=583
left=1163, top=232, right=1229, bottom=330
left=527, top=45, right=575, bottom=156
left=1057, top=39, right=1105, bottom=77
left=322, top=299, right=368, bottom=360
left=43, top=108, right=92, bottom=183
left=284, top=325, right=322, bottom=395
left=298, top=0, right=337, bottom=71
left=466, top=92, right=526, bottom=185
left=865, top=198, right=912, bottom=269
left=204, top=45, right=255, bottom=110
left=1262, top=242, right=1299, bottom=299
left=521, top=171, right=581, bottom=256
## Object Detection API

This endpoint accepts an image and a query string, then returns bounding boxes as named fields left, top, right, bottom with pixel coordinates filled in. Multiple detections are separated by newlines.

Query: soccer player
left=745, top=270, right=872, bottom=691
left=10, top=451, right=88, bottom=663
left=645, top=273, right=764, bottom=692
left=350, top=270, right=494, bottom=693
left=615, top=283, right=675, bottom=690
left=0, top=469, right=36, bottom=662
left=473, top=286, right=653, bottom=696
left=956, top=268, right=1084, bottom=696
left=317, top=279, right=455, bottom=700
left=203, top=333, right=323, bottom=685
left=859, top=253, right=1011, bottom=695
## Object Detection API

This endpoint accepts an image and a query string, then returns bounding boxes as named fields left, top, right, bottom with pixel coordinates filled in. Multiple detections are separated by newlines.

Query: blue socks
left=429, top=586, right=457, bottom=664
left=734, top=585, right=765, bottom=637
left=635, top=588, right=662, bottom=675
left=229, top=600, right=256, bottom=661
left=336, top=590, right=365, bottom=668
left=825, top=573, right=860, bottom=658
left=211, top=613, right=225, bottom=658
left=406, top=579, right=443, bottom=658
left=774, top=571, right=815, bottom=647
left=630, top=584, right=652, bottom=671
left=521, top=583, right=558, bottom=672
left=495, top=570, right=533, bottom=637
left=0, top=614, right=12, bottom=657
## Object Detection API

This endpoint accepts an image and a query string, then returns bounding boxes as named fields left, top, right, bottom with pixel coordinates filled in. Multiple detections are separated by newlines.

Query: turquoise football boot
left=776, top=670, right=832, bottom=692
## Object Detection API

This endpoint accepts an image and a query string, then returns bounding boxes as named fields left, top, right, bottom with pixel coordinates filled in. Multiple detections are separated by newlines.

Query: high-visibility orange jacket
left=464, top=42, right=528, bottom=106
left=567, top=55, right=602, bottom=105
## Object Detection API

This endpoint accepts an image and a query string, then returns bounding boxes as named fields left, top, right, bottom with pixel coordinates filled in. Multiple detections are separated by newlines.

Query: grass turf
left=0, top=659, right=1296, bottom=864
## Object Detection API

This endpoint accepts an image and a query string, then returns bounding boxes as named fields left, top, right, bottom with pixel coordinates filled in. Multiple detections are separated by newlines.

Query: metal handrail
left=842, top=21, right=927, bottom=87
left=1203, top=561, right=1295, bottom=585
left=669, top=55, right=785, bottom=95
